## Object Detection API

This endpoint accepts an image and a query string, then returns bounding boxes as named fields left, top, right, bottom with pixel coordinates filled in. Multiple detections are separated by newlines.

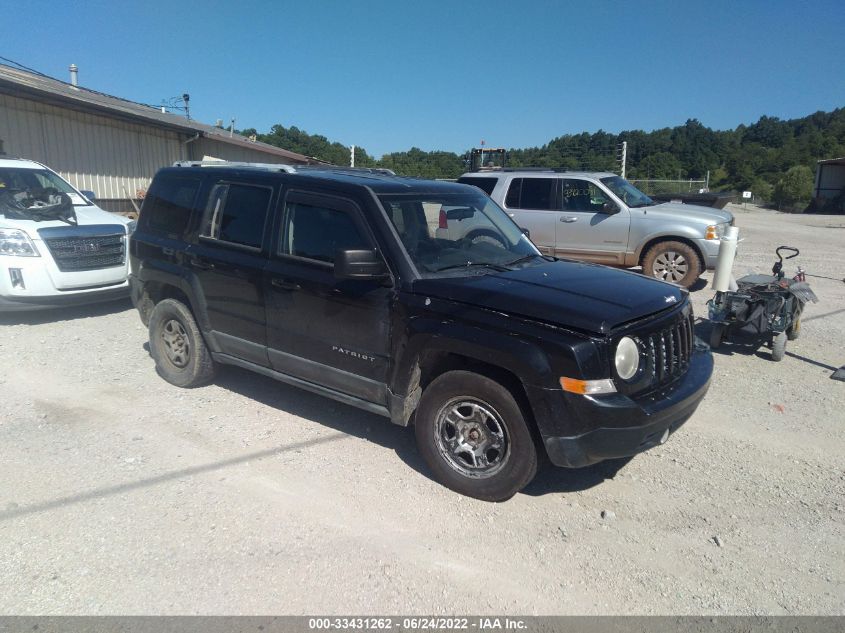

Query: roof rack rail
left=172, top=160, right=299, bottom=172
left=172, top=160, right=397, bottom=177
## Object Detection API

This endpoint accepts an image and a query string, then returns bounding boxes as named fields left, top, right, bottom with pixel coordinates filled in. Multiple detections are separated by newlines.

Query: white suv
left=0, top=158, right=134, bottom=311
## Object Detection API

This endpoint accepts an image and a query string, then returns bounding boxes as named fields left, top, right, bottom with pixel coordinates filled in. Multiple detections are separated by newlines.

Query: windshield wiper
left=504, top=253, right=544, bottom=267
left=433, top=261, right=512, bottom=273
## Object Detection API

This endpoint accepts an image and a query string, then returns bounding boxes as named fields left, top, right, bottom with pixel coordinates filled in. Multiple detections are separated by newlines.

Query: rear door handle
left=162, top=247, right=175, bottom=256
left=560, top=216, right=579, bottom=223
left=189, top=256, right=214, bottom=270
left=271, top=278, right=301, bottom=291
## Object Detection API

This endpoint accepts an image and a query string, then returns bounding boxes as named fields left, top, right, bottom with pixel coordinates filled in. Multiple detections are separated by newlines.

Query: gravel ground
left=0, top=204, right=843, bottom=615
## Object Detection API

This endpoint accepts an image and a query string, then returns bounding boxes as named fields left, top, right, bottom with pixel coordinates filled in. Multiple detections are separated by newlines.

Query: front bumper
left=0, top=283, right=129, bottom=311
left=542, top=344, right=713, bottom=468
left=695, top=237, right=722, bottom=270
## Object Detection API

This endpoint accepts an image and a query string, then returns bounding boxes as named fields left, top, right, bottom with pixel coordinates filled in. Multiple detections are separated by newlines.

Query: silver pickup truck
left=454, top=170, right=734, bottom=287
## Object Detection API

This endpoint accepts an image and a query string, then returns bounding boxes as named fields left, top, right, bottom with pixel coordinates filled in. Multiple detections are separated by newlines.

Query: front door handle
left=271, top=278, right=301, bottom=291
left=560, top=216, right=579, bottom=223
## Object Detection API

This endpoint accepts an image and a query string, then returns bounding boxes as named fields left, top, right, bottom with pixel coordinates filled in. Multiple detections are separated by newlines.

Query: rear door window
left=200, top=182, right=273, bottom=249
left=504, top=178, right=556, bottom=210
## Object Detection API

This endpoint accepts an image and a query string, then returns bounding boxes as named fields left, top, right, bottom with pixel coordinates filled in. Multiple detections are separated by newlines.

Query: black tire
left=787, top=317, right=801, bottom=341
left=709, top=323, right=725, bottom=349
left=148, top=298, right=216, bottom=388
left=771, top=331, right=787, bottom=362
left=642, top=240, right=702, bottom=288
left=414, top=370, right=538, bottom=502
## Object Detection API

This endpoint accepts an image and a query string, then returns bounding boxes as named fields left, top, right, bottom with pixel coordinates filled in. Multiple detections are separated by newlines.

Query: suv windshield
left=380, top=191, right=540, bottom=277
left=600, top=175, right=655, bottom=208
left=0, top=168, right=86, bottom=206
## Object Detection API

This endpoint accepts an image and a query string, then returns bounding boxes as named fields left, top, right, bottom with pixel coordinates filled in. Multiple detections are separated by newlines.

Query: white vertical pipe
left=712, top=226, right=740, bottom=292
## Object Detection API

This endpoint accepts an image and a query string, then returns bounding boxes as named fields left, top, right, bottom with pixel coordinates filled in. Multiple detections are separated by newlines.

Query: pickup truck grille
left=43, top=233, right=125, bottom=272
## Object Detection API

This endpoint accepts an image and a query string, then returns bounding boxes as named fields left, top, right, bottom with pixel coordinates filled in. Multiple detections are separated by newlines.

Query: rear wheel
left=642, top=241, right=702, bottom=288
left=771, top=331, right=787, bottom=362
left=414, top=371, right=538, bottom=502
left=787, top=317, right=801, bottom=341
left=148, top=299, right=216, bottom=387
left=709, top=323, right=726, bottom=349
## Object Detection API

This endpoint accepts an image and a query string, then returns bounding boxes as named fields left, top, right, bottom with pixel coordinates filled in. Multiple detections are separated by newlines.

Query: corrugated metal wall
left=0, top=93, right=305, bottom=209
left=0, top=92, right=185, bottom=200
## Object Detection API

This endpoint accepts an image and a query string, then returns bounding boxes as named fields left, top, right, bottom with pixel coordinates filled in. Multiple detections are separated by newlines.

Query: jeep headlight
left=615, top=336, right=640, bottom=381
left=0, top=229, right=40, bottom=257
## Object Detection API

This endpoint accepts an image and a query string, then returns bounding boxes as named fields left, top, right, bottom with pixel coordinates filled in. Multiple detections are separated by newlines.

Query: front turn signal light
left=559, top=377, right=617, bottom=395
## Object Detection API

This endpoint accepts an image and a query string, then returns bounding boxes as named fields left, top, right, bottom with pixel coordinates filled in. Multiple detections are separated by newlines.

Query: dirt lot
left=0, top=204, right=843, bottom=615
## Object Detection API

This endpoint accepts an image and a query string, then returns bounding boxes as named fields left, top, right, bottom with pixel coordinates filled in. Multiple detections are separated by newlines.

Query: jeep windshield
left=379, top=191, right=541, bottom=277
left=600, top=175, right=656, bottom=208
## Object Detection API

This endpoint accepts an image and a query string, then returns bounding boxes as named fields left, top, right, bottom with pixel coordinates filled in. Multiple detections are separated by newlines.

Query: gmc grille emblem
left=74, top=242, right=100, bottom=253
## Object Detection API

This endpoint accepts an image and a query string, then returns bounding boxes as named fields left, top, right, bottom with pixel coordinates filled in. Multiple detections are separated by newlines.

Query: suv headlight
left=0, top=229, right=40, bottom=257
left=705, top=223, right=729, bottom=240
left=615, top=336, right=640, bottom=381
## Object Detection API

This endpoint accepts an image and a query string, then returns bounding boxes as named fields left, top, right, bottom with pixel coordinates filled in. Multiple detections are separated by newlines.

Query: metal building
left=813, top=157, right=845, bottom=213
left=0, top=63, right=321, bottom=212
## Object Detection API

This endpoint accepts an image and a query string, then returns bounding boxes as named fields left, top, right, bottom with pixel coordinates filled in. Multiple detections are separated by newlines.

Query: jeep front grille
left=643, top=313, right=694, bottom=386
left=614, top=304, right=696, bottom=397
left=41, top=230, right=126, bottom=272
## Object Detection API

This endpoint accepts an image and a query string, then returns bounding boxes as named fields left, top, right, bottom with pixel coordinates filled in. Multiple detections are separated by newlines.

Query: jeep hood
left=413, top=260, right=685, bottom=335
left=635, top=202, right=733, bottom=225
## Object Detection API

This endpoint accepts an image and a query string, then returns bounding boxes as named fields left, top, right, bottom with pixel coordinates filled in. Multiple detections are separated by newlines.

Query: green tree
left=772, top=165, right=814, bottom=211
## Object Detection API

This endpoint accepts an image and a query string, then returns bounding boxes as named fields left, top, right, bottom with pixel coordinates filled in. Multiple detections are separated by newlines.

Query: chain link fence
left=629, top=179, right=708, bottom=196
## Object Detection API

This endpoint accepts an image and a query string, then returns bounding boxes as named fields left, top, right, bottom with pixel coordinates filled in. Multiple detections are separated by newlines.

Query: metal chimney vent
left=69, top=64, right=78, bottom=86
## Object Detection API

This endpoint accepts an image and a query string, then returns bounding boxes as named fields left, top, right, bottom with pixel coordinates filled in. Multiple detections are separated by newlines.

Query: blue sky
left=3, top=0, right=844, bottom=157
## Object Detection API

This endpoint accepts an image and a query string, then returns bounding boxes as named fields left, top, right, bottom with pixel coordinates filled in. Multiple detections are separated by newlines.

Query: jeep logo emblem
left=332, top=345, right=376, bottom=362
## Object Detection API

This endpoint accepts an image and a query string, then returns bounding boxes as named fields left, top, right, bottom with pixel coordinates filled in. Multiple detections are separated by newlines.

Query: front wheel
left=642, top=241, right=702, bottom=288
left=771, top=331, right=787, bottom=362
left=414, top=371, right=538, bottom=502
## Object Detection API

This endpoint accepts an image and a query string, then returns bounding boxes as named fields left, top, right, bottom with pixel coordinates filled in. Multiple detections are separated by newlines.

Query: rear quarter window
left=141, top=175, right=202, bottom=236
left=456, top=177, right=497, bottom=196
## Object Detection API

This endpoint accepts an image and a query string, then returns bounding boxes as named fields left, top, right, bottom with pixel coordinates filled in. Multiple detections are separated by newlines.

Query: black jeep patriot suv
left=129, top=164, right=713, bottom=501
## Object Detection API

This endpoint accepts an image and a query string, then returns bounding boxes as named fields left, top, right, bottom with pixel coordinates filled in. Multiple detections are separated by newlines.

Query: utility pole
left=350, top=145, right=355, bottom=168
left=619, top=141, right=627, bottom=179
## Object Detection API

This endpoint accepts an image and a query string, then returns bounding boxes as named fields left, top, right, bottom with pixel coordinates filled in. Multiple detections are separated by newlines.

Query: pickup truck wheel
left=415, top=371, right=538, bottom=502
left=148, top=299, right=215, bottom=388
left=642, top=241, right=702, bottom=287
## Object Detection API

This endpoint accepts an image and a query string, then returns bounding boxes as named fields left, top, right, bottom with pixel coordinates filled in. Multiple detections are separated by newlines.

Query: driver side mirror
left=80, top=190, right=97, bottom=201
left=334, top=249, right=390, bottom=282
left=602, top=201, right=619, bottom=214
